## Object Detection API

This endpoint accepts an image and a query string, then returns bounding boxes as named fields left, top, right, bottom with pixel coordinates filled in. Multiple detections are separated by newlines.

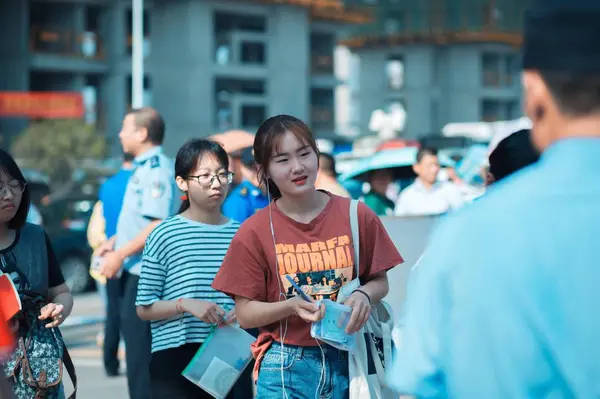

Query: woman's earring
left=180, top=193, right=188, bottom=201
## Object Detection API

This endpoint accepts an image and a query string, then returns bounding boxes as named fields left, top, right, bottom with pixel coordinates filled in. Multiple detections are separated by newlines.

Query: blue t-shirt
left=99, top=167, right=133, bottom=238
left=390, top=138, right=600, bottom=398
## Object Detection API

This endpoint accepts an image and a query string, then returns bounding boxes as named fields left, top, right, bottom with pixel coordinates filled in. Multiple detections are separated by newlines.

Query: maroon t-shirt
left=212, top=193, right=404, bottom=346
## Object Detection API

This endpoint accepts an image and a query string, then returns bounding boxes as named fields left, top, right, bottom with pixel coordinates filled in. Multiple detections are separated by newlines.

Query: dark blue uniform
left=222, top=180, right=269, bottom=223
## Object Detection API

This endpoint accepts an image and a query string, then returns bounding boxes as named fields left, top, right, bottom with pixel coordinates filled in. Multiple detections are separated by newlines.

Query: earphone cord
left=267, top=187, right=326, bottom=399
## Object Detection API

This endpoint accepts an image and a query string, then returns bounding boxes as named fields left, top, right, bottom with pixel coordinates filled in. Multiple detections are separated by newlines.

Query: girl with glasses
left=135, top=139, right=249, bottom=398
left=0, top=149, right=74, bottom=396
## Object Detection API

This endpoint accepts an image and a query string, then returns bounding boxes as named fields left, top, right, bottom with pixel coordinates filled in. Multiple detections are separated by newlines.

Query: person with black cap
left=389, top=1, right=600, bottom=397
left=486, top=128, right=540, bottom=185
left=221, top=146, right=269, bottom=224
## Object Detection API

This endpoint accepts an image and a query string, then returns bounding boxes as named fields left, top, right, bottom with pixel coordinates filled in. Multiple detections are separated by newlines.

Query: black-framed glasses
left=0, top=180, right=26, bottom=197
left=186, top=172, right=234, bottom=187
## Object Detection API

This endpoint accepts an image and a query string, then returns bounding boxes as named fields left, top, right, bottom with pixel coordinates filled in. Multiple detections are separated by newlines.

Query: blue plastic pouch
left=310, top=299, right=357, bottom=353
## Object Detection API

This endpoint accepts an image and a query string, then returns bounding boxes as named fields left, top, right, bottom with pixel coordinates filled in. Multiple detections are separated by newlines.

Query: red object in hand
left=0, top=309, right=15, bottom=356
left=0, top=274, right=21, bottom=322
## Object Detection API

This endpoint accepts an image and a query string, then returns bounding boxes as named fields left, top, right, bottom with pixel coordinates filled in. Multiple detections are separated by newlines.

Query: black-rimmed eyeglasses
left=186, top=172, right=234, bottom=187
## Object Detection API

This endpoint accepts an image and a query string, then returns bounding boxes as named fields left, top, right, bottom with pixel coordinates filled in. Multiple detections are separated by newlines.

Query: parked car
left=50, top=227, right=94, bottom=294
left=42, top=197, right=96, bottom=295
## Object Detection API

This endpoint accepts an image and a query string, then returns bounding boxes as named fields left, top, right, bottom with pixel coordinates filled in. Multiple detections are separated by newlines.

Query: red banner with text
left=0, top=91, right=84, bottom=118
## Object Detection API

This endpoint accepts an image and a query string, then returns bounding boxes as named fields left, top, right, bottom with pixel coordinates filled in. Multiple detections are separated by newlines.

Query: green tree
left=12, top=119, right=106, bottom=185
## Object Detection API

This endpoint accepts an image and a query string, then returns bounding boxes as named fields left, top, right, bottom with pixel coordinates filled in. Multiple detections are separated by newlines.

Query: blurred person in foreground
left=221, top=146, right=268, bottom=224
left=87, top=152, right=134, bottom=377
left=97, top=107, right=177, bottom=399
left=363, top=169, right=395, bottom=216
left=389, top=1, right=600, bottom=397
left=315, top=153, right=350, bottom=198
left=394, top=147, right=463, bottom=216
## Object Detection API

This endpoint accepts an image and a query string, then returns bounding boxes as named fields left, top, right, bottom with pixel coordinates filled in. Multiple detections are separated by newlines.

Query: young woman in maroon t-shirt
left=213, top=115, right=403, bottom=398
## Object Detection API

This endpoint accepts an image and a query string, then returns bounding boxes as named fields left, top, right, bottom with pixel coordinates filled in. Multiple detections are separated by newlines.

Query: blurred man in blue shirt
left=96, top=153, right=133, bottom=377
left=222, top=147, right=268, bottom=223
left=390, top=1, right=600, bottom=397
left=99, top=153, right=134, bottom=238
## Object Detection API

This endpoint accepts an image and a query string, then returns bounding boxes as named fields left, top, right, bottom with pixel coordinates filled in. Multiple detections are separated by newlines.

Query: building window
left=310, top=32, right=335, bottom=74
left=214, top=12, right=266, bottom=65
left=386, top=55, right=405, bottom=90
left=482, top=53, right=501, bottom=87
left=30, top=2, right=79, bottom=56
left=481, top=99, right=520, bottom=122
left=214, top=12, right=266, bottom=34
left=311, top=88, right=335, bottom=130
left=241, top=42, right=266, bottom=64
left=504, top=54, right=519, bottom=86
left=214, top=78, right=266, bottom=130
left=482, top=52, right=520, bottom=87
left=241, top=105, right=266, bottom=129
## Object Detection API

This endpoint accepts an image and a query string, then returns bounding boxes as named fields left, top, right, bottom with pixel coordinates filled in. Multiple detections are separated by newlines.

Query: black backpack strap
left=63, top=343, right=77, bottom=399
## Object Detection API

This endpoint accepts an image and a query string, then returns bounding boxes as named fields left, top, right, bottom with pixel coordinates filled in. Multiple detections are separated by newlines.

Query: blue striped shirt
left=135, top=215, right=238, bottom=353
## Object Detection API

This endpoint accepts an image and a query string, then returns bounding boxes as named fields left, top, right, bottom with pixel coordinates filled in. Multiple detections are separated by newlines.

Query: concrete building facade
left=0, top=0, right=366, bottom=155
left=337, top=0, right=527, bottom=140
left=346, top=42, right=523, bottom=140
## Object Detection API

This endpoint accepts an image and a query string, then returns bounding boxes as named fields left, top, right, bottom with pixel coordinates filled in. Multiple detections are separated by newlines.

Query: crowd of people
left=76, top=110, right=401, bottom=399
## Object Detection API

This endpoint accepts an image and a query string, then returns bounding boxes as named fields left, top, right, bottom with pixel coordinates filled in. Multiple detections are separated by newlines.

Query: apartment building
left=338, top=0, right=527, bottom=139
left=0, top=0, right=368, bottom=154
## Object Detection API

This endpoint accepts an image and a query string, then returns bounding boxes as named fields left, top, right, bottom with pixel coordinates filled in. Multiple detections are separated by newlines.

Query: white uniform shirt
left=394, top=179, right=464, bottom=216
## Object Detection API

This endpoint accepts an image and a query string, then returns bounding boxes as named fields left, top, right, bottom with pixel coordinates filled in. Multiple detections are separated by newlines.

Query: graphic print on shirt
left=277, top=234, right=354, bottom=302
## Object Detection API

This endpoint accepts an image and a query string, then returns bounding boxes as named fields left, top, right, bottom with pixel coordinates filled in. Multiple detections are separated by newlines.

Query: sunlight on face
left=268, top=131, right=318, bottom=198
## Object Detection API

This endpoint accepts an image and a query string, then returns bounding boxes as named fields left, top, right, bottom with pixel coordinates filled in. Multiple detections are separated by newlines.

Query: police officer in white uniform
left=99, top=107, right=176, bottom=399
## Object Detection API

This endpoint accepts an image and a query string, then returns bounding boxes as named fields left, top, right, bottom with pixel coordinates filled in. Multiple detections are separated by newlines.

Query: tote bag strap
left=350, top=199, right=360, bottom=280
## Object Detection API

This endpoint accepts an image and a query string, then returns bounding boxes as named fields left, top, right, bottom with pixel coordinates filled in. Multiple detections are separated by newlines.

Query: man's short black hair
left=416, top=147, right=437, bottom=163
left=0, top=149, right=30, bottom=229
left=127, top=107, right=165, bottom=145
left=540, top=71, right=600, bottom=117
left=489, top=129, right=540, bottom=182
left=319, top=153, right=337, bottom=176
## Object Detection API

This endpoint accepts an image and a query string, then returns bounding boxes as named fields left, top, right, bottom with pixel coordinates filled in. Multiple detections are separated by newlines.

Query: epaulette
left=150, top=156, right=160, bottom=169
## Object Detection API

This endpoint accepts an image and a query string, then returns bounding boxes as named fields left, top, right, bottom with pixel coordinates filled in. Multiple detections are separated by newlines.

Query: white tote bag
left=344, top=200, right=396, bottom=399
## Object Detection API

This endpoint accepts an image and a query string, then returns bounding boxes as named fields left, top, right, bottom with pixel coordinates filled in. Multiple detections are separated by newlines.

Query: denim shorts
left=256, top=343, right=349, bottom=399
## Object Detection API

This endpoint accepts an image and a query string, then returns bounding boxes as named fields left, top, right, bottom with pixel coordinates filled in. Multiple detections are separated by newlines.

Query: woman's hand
left=287, top=296, right=324, bottom=323
left=39, top=303, right=65, bottom=328
left=345, top=291, right=371, bottom=334
left=182, top=299, right=227, bottom=325
left=222, top=309, right=237, bottom=326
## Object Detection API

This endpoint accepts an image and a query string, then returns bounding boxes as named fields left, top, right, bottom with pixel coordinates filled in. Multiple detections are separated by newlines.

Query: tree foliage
left=12, top=119, right=106, bottom=184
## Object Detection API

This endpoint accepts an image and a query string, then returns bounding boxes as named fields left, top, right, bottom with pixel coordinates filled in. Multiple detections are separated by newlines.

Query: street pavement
left=60, top=292, right=128, bottom=399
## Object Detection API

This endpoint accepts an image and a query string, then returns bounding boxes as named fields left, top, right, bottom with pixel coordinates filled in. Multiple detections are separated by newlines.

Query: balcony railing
left=342, top=2, right=529, bottom=48
left=30, top=26, right=105, bottom=59
left=311, top=54, right=334, bottom=75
